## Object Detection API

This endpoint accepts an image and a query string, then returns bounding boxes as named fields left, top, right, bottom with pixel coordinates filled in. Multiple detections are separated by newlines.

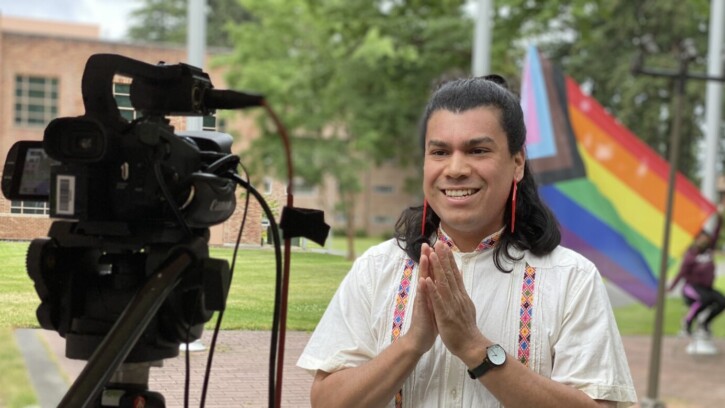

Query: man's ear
left=513, top=150, right=525, bottom=181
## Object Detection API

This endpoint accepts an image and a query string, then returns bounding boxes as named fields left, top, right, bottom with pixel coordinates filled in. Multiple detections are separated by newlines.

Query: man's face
left=423, top=107, right=524, bottom=250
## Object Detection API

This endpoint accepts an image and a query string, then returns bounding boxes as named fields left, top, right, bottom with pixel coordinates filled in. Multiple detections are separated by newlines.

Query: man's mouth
left=444, top=188, right=478, bottom=198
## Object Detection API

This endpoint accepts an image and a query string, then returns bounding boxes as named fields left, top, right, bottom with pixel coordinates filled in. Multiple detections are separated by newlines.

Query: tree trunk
left=344, top=192, right=356, bottom=261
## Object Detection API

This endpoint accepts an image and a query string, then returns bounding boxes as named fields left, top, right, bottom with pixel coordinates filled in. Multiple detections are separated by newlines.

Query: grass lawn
left=1, top=238, right=724, bottom=406
left=209, top=246, right=352, bottom=330
left=0, top=241, right=43, bottom=408
left=0, top=327, right=36, bottom=408
left=304, top=234, right=387, bottom=258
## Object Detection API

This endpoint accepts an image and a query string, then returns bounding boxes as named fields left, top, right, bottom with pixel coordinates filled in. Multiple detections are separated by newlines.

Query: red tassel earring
left=511, top=179, right=518, bottom=233
left=421, top=200, right=428, bottom=236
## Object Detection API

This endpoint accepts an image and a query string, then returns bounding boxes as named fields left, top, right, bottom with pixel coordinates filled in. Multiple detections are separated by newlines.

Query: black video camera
left=0, top=54, right=268, bottom=406
left=3, top=53, right=242, bottom=228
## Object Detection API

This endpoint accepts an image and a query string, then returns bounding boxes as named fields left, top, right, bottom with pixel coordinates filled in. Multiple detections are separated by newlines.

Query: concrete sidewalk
left=17, top=329, right=725, bottom=407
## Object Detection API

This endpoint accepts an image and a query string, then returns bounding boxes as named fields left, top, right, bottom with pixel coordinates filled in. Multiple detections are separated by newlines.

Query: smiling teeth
left=445, top=189, right=475, bottom=197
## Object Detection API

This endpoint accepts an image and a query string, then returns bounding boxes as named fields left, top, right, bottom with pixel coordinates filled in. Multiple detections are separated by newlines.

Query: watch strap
left=467, top=344, right=505, bottom=379
left=467, top=357, right=494, bottom=379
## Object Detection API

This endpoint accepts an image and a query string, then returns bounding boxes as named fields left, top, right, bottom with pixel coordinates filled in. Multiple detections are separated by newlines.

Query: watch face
left=487, top=344, right=506, bottom=365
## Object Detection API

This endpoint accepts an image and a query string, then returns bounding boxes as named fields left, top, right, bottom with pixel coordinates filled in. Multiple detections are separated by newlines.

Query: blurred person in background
left=669, top=218, right=725, bottom=337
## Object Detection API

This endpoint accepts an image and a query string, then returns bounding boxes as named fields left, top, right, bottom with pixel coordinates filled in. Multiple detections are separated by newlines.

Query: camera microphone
left=203, top=89, right=265, bottom=110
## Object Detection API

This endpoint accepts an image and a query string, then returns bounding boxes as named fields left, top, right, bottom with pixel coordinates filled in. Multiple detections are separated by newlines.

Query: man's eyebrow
left=426, top=136, right=496, bottom=148
left=464, top=136, right=496, bottom=147
left=426, top=139, right=449, bottom=148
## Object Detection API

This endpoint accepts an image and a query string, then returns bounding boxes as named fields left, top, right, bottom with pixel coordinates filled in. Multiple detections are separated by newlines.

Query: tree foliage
left=492, top=0, right=712, bottom=181
left=220, top=0, right=473, bottom=258
left=127, top=0, right=253, bottom=47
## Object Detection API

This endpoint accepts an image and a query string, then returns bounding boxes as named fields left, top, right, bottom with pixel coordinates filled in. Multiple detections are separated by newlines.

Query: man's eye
left=471, top=148, right=488, bottom=154
left=429, top=150, right=447, bottom=156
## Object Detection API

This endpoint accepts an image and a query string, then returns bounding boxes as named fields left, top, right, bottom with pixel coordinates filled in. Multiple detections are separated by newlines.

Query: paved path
left=17, top=329, right=725, bottom=407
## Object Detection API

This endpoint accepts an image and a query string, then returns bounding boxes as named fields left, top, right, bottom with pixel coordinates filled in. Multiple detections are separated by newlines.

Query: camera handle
left=58, top=238, right=207, bottom=408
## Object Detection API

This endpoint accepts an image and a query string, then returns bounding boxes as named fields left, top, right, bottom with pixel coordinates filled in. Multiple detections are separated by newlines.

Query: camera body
left=2, top=54, right=244, bottom=363
left=3, top=54, right=238, bottom=228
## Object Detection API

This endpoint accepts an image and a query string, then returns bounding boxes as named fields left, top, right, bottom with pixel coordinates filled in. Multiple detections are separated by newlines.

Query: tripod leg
left=59, top=243, right=201, bottom=408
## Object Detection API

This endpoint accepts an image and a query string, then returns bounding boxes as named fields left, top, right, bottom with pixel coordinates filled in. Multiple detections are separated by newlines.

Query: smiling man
left=423, top=106, right=524, bottom=252
left=297, top=76, right=637, bottom=407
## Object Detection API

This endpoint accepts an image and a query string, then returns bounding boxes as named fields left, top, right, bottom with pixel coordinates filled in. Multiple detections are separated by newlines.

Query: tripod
left=28, top=221, right=230, bottom=408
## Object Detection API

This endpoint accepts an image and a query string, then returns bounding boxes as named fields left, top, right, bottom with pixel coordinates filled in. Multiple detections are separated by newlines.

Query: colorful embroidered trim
left=391, top=258, right=415, bottom=342
left=437, top=227, right=502, bottom=253
left=391, top=258, right=415, bottom=408
left=518, top=263, right=536, bottom=366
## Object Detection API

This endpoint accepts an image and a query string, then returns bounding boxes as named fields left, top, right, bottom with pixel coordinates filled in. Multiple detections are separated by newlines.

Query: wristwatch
left=467, top=344, right=507, bottom=379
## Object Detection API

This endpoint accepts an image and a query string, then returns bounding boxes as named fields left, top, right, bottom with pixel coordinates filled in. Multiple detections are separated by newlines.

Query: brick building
left=0, top=16, right=419, bottom=246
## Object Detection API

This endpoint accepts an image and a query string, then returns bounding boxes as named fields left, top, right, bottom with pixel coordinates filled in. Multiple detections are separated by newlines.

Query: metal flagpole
left=633, top=37, right=725, bottom=407
left=186, top=0, right=206, bottom=132
left=702, top=0, right=725, bottom=208
left=635, top=47, right=692, bottom=408
left=181, top=0, right=207, bottom=352
left=472, top=0, right=493, bottom=76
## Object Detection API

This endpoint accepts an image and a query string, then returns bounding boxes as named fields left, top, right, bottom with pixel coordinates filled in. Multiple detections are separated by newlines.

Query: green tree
left=492, top=0, right=712, bottom=181
left=127, top=0, right=253, bottom=47
left=221, top=0, right=473, bottom=259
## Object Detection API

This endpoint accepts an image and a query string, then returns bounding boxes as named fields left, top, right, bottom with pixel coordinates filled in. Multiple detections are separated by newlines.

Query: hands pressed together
left=406, top=242, right=489, bottom=362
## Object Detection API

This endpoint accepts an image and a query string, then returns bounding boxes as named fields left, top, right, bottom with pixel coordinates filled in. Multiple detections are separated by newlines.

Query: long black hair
left=394, top=75, right=560, bottom=272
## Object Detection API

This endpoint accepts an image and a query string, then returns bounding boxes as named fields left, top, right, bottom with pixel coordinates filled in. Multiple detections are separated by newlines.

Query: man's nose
left=445, top=152, right=471, bottom=178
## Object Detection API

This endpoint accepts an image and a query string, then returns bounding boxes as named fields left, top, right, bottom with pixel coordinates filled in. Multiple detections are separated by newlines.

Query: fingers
left=428, top=248, right=449, bottom=289
left=419, top=243, right=431, bottom=280
left=417, top=277, right=435, bottom=315
left=420, top=243, right=449, bottom=314
left=414, top=276, right=429, bottom=311
left=417, top=244, right=435, bottom=315
left=424, top=276, right=443, bottom=305
left=441, top=244, right=466, bottom=293
left=430, top=242, right=465, bottom=293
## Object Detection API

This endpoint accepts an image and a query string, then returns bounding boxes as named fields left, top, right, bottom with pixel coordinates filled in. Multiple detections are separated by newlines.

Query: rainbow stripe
left=522, top=46, right=716, bottom=306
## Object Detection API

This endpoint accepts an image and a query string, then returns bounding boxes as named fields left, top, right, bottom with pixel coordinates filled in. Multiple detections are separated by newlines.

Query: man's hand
left=424, top=241, right=487, bottom=359
left=403, top=243, right=438, bottom=354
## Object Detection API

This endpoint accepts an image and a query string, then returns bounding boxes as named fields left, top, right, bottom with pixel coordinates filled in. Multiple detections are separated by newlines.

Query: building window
left=203, top=115, right=217, bottom=130
left=291, top=177, right=317, bottom=195
left=113, top=82, right=136, bottom=121
left=14, top=75, right=58, bottom=127
left=373, top=185, right=394, bottom=194
left=10, top=200, right=50, bottom=215
left=373, top=215, right=393, bottom=225
left=334, top=213, right=347, bottom=224
left=201, top=115, right=227, bottom=132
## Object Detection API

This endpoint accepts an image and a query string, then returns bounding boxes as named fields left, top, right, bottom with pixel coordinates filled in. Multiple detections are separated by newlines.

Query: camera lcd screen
left=2, top=141, right=56, bottom=201
left=18, top=147, right=53, bottom=197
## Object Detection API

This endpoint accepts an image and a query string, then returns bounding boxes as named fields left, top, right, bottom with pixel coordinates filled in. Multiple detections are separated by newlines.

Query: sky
left=0, top=0, right=142, bottom=40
